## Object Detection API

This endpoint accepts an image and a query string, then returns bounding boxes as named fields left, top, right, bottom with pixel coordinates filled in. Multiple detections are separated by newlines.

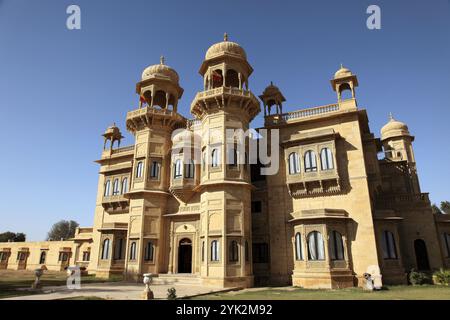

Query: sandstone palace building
left=1, top=35, right=450, bottom=289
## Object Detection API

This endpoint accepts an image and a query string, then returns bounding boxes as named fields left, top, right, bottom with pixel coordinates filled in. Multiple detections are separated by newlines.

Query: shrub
left=433, top=268, right=450, bottom=285
left=167, top=287, right=177, bottom=300
left=409, top=269, right=431, bottom=285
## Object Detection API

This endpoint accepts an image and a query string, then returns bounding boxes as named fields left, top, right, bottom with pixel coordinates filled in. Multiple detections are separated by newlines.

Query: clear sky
left=0, top=0, right=449, bottom=241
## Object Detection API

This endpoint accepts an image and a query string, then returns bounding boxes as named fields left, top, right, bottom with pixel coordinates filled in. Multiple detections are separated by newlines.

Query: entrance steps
left=151, top=273, right=202, bottom=285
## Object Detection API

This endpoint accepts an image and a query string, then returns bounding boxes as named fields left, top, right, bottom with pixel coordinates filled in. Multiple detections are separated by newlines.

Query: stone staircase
left=151, top=273, right=203, bottom=285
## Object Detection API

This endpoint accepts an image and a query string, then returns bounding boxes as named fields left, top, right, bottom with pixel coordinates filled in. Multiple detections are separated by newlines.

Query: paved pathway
left=2, top=282, right=233, bottom=300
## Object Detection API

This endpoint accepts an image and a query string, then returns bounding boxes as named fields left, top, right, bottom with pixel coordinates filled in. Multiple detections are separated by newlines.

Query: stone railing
left=375, top=193, right=430, bottom=209
left=266, top=103, right=340, bottom=125
left=194, top=86, right=257, bottom=100
left=283, top=103, right=339, bottom=120
left=187, top=119, right=201, bottom=129
left=111, top=145, right=134, bottom=154
left=126, top=106, right=175, bottom=119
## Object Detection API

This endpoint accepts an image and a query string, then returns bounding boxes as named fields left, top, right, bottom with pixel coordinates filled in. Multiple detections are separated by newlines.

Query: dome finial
left=224, top=32, right=228, bottom=41
left=160, top=55, right=165, bottom=65
left=389, top=112, right=394, bottom=121
left=340, top=63, right=344, bottom=69
left=270, top=81, right=273, bottom=86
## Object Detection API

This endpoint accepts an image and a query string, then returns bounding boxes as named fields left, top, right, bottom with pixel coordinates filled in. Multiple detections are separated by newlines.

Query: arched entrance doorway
left=178, top=238, right=192, bottom=273
left=414, top=239, right=430, bottom=271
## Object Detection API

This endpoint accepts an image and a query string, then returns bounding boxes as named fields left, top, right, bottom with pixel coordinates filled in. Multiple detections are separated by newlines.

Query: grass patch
left=191, top=285, right=450, bottom=300
left=0, top=270, right=122, bottom=299
left=59, top=296, right=106, bottom=300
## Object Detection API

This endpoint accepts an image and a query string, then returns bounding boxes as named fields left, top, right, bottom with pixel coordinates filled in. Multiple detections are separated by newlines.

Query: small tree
left=432, top=204, right=442, bottom=215
left=441, top=201, right=450, bottom=215
left=47, top=220, right=79, bottom=241
left=0, top=232, right=26, bottom=242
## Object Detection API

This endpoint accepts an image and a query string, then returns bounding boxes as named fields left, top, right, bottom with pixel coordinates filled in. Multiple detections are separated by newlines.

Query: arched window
left=307, top=231, right=325, bottom=260
left=228, top=147, right=238, bottom=167
left=185, top=160, right=195, bottom=178
left=58, top=252, right=68, bottom=262
left=150, top=161, right=160, bottom=179
left=245, top=240, right=249, bottom=262
left=129, top=242, right=137, bottom=261
left=304, top=151, right=317, bottom=172
left=82, top=251, right=90, bottom=261
left=174, top=159, right=183, bottom=178
left=229, top=240, right=239, bottom=262
left=39, top=251, right=46, bottom=264
left=225, top=69, right=239, bottom=88
left=121, top=178, right=128, bottom=194
left=136, top=161, right=143, bottom=178
left=112, top=178, right=120, bottom=195
left=211, top=69, right=223, bottom=88
left=104, top=180, right=111, bottom=196
left=211, top=148, right=220, bottom=168
left=211, top=240, right=220, bottom=261
left=381, top=230, right=398, bottom=259
left=339, top=83, right=353, bottom=100
left=288, top=152, right=300, bottom=174
left=202, top=151, right=206, bottom=170
left=295, top=233, right=303, bottom=260
left=101, top=239, right=110, bottom=260
left=320, top=148, right=334, bottom=170
left=329, top=230, right=345, bottom=260
left=443, top=233, right=450, bottom=257
left=114, top=238, right=124, bottom=260
left=201, top=241, right=205, bottom=262
left=144, top=241, right=154, bottom=261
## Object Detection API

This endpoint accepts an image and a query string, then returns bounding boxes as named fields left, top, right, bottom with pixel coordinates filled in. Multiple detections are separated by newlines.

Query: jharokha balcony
left=102, top=194, right=129, bottom=214
left=125, top=105, right=186, bottom=133
left=190, top=86, right=260, bottom=120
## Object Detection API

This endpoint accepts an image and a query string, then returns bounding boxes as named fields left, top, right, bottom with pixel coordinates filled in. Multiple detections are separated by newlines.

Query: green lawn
left=59, top=296, right=106, bottom=300
left=191, top=285, right=450, bottom=300
left=0, top=270, right=122, bottom=299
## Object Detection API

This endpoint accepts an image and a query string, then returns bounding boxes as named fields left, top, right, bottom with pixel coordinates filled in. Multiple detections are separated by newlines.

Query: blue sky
left=0, top=0, right=449, bottom=241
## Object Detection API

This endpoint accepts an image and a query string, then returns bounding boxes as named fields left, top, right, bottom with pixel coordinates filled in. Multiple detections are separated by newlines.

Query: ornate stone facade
left=1, top=36, right=449, bottom=289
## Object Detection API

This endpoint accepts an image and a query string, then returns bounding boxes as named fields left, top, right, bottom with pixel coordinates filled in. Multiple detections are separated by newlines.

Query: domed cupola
left=127, top=56, right=186, bottom=134
left=191, top=33, right=260, bottom=121
left=381, top=113, right=411, bottom=141
left=259, top=81, right=286, bottom=117
left=330, top=64, right=359, bottom=107
left=141, top=58, right=180, bottom=84
left=205, top=33, right=248, bottom=61
left=102, top=123, right=124, bottom=150
left=135, top=56, right=184, bottom=112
